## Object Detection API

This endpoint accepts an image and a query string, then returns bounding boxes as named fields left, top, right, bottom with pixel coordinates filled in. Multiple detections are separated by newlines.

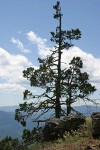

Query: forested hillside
left=0, top=110, right=35, bottom=139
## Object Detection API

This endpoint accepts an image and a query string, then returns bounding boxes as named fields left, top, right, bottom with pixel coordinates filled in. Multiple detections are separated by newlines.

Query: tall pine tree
left=15, top=1, right=95, bottom=126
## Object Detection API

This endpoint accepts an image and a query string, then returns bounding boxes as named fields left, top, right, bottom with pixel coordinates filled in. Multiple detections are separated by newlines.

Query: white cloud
left=0, top=47, right=32, bottom=92
left=0, top=83, right=25, bottom=92
left=3, top=31, right=100, bottom=92
left=11, top=37, right=31, bottom=53
left=27, top=31, right=51, bottom=56
left=61, top=47, right=100, bottom=89
left=27, top=31, right=100, bottom=89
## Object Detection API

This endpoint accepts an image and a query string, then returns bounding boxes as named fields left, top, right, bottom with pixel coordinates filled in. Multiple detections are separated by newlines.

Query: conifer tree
left=61, top=57, right=96, bottom=115
left=15, top=1, right=96, bottom=126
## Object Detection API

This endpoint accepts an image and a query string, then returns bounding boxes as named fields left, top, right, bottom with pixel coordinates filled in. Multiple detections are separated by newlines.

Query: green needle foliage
left=15, top=1, right=96, bottom=126
left=61, top=57, right=96, bottom=115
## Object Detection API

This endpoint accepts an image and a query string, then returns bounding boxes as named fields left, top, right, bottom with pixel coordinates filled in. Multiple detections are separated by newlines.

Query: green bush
left=0, top=136, right=28, bottom=150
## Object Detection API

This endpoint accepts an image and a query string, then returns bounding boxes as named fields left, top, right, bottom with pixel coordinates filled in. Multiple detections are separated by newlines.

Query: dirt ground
left=34, top=138, right=100, bottom=150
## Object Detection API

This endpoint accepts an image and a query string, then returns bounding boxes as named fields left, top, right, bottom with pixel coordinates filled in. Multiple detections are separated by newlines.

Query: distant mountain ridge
left=0, top=105, right=18, bottom=112
left=0, top=105, right=100, bottom=114
left=0, top=109, right=36, bottom=140
left=74, top=105, right=100, bottom=117
left=0, top=105, right=100, bottom=140
left=0, top=110, right=23, bottom=140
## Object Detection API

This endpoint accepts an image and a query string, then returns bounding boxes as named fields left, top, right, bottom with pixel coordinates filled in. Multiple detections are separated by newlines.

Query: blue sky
left=0, top=0, right=100, bottom=106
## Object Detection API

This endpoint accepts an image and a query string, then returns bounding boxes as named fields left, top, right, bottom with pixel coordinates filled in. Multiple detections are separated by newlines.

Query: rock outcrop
left=42, top=118, right=63, bottom=141
left=91, top=112, right=100, bottom=139
left=42, top=114, right=86, bottom=141
left=63, top=114, right=86, bottom=132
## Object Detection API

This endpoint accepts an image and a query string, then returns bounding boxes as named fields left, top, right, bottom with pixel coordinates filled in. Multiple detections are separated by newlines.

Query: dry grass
left=29, top=138, right=100, bottom=150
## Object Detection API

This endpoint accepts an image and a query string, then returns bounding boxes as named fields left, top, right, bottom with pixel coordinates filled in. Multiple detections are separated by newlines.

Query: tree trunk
left=55, top=13, right=62, bottom=118
left=67, top=101, right=71, bottom=116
